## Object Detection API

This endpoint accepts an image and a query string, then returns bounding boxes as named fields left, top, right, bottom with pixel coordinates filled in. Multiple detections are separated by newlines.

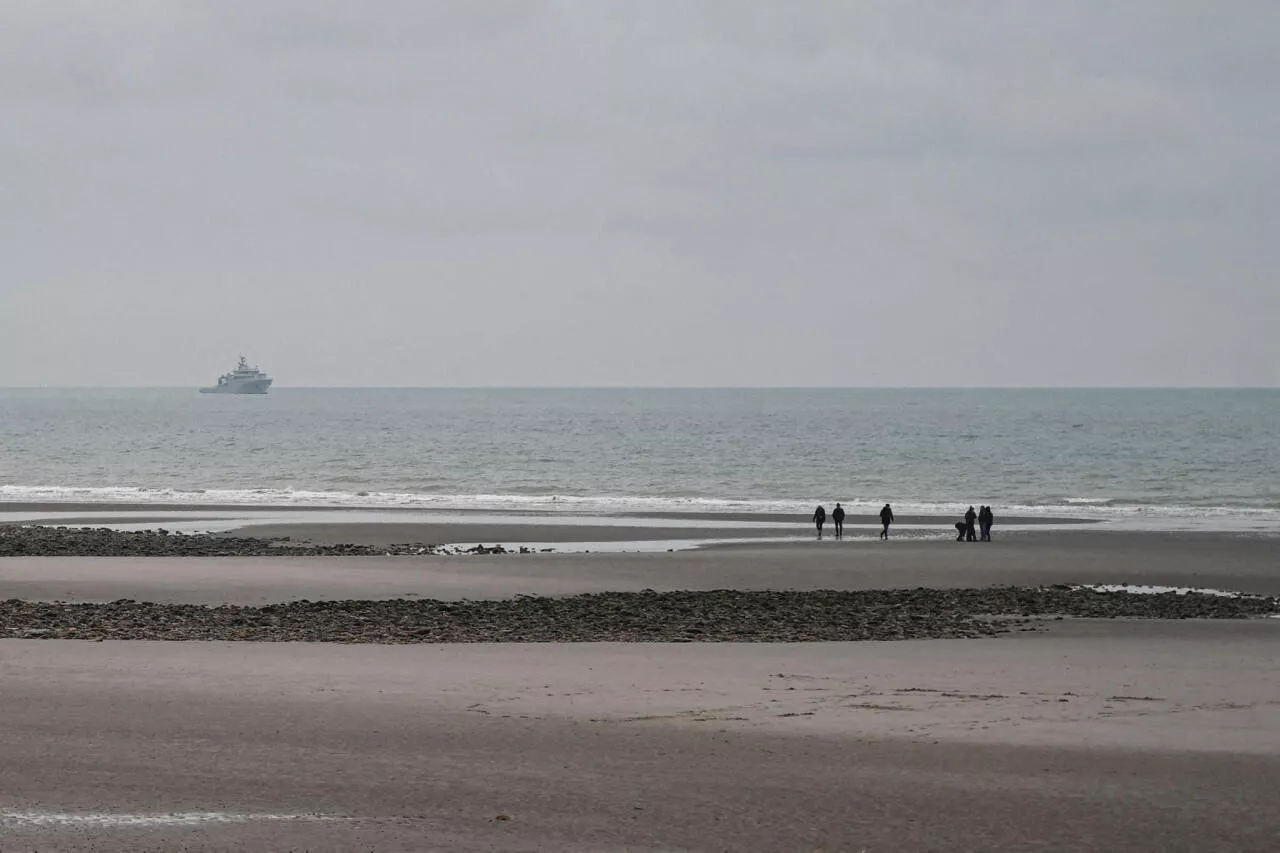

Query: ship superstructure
left=199, top=356, right=273, bottom=394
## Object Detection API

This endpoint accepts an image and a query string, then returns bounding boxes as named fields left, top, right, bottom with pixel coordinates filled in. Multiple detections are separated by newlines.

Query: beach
left=1, top=503, right=1279, bottom=850
left=5, top=0, right=1280, bottom=840
left=2, top=622, right=1279, bottom=851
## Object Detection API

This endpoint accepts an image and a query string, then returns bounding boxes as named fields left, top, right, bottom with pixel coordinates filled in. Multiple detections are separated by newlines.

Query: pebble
left=0, top=525, right=457, bottom=557
left=0, top=587, right=1274, bottom=644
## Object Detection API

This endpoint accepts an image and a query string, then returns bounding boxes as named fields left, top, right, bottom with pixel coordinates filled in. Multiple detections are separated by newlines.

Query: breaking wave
left=3, top=484, right=1280, bottom=530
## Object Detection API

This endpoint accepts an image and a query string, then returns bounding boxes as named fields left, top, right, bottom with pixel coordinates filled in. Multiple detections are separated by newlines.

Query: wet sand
left=222, top=516, right=1084, bottom=546
left=2, top=530, right=1279, bottom=604
left=2, top=620, right=1278, bottom=851
left=0, top=501, right=1092, bottom=548
left=236, top=520, right=802, bottom=544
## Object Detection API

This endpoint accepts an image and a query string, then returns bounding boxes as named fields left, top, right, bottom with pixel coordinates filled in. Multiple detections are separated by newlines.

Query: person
left=955, top=521, right=967, bottom=541
left=832, top=503, right=845, bottom=539
left=979, top=506, right=994, bottom=542
left=813, top=504, right=827, bottom=539
left=879, top=503, right=894, bottom=540
left=964, top=506, right=978, bottom=542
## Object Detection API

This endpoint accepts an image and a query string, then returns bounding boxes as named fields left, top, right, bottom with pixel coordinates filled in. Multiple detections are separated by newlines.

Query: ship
left=199, top=356, right=273, bottom=394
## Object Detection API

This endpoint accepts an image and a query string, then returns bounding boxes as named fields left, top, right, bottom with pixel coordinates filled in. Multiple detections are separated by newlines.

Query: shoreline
left=7, top=497, right=1280, bottom=537
left=0, top=499, right=1097, bottom=525
left=0, top=500, right=1107, bottom=550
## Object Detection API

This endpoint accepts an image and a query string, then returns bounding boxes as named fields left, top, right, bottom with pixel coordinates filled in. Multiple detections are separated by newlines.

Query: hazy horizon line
left=2, top=385, right=1277, bottom=392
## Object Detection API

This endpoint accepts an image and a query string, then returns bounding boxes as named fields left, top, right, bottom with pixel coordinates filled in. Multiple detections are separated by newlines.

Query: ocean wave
left=3, top=483, right=1280, bottom=527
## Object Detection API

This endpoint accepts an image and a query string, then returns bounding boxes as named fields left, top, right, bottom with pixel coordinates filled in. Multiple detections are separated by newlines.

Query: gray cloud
left=2, top=1, right=1277, bottom=386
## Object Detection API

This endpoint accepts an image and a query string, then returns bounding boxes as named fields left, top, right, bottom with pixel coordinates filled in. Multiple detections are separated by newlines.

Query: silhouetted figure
left=955, top=521, right=967, bottom=541
left=979, top=506, right=994, bottom=541
left=879, top=503, right=894, bottom=540
left=832, top=503, right=845, bottom=538
left=813, top=505, right=827, bottom=539
left=964, top=506, right=978, bottom=542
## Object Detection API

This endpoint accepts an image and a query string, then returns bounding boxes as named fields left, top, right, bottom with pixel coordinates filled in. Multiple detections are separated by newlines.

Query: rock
left=0, top=525, right=461, bottom=558
left=0, top=587, right=1273, bottom=644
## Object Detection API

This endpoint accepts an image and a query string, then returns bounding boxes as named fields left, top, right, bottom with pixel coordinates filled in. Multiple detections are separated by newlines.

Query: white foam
left=0, top=809, right=336, bottom=828
left=0, top=484, right=864, bottom=515
left=0, top=509, right=809, bottom=534
left=2, top=484, right=1279, bottom=533
left=1075, top=583, right=1246, bottom=598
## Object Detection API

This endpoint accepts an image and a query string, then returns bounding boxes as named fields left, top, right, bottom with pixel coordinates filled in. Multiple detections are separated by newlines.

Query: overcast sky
left=2, top=2, right=1276, bottom=387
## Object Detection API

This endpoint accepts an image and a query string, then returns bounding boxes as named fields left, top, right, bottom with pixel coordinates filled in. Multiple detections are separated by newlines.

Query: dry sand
left=1, top=620, right=1278, bottom=851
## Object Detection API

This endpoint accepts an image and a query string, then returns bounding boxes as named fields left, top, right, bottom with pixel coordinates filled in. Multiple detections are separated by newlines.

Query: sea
left=1, top=388, right=1278, bottom=531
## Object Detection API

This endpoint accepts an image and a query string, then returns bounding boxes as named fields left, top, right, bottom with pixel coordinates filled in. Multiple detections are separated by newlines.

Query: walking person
left=979, top=506, right=994, bottom=541
left=964, top=506, right=978, bottom=542
left=879, top=503, right=894, bottom=540
left=832, top=503, right=845, bottom=539
left=813, top=504, right=827, bottom=539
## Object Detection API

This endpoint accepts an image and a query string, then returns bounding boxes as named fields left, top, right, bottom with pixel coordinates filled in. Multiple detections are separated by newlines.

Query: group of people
left=810, top=502, right=995, bottom=541
left=956, top=505, right=995, bottom=542
left=811, top=502, right=897, bottom=540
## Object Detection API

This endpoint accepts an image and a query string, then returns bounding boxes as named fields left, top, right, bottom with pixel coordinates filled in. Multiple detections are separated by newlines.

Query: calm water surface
left=1, top=389, right=1277, bottom=526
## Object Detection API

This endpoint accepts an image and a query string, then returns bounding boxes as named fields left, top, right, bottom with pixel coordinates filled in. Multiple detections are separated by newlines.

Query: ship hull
left=199, top=379, right=273, bottom=394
